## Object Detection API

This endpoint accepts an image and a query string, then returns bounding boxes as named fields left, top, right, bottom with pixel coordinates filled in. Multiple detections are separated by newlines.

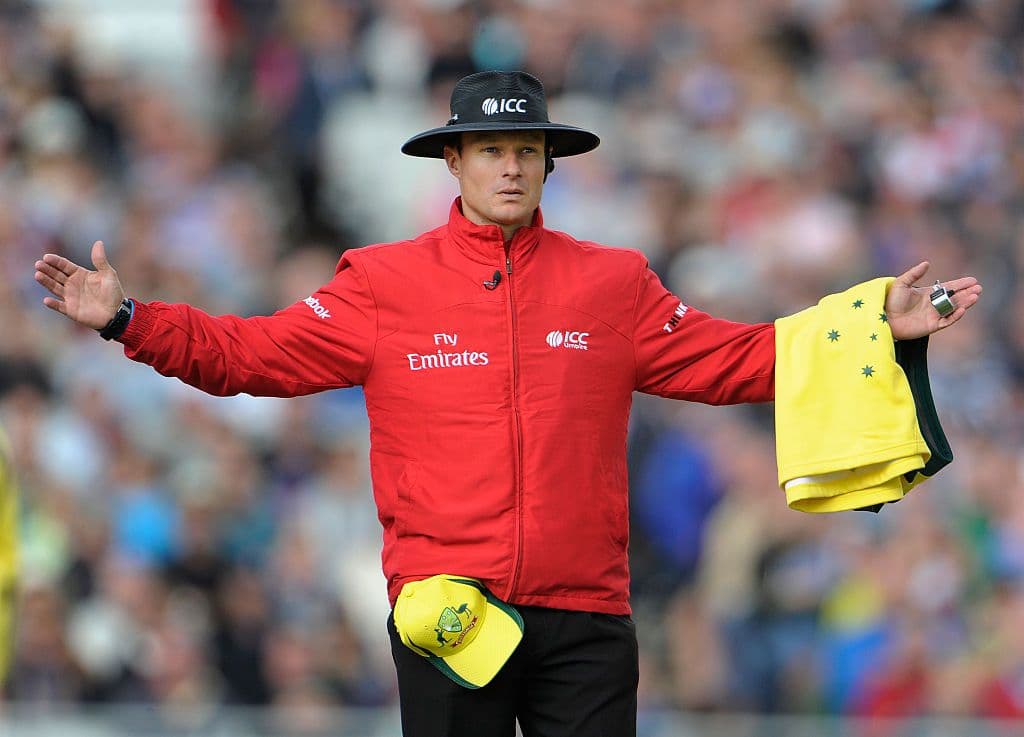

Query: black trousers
left=388, top=606, right=639, bottom=737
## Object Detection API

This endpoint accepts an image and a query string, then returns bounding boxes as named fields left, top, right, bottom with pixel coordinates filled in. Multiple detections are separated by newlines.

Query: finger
left=940, top=285, right=981, bottom=312
left=895, top=261, right=929, bottom=287
left=91, top=240, right=111, bottom=272
left=952, top=287, right=982, bottom=311
left=41, top=253, right=83, bottom=277
left=944, top=277, right=981, bottom=295
left=42, top=296, right=68, bottom=316
left=34, top=271, right=66, bottom=298
left=35, top=260, right=69, bottom=285
left=936, top=290, right=981, bottom=327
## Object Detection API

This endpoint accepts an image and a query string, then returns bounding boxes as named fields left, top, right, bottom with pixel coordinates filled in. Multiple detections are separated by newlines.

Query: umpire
left=33, top=70, right=981, bottom=736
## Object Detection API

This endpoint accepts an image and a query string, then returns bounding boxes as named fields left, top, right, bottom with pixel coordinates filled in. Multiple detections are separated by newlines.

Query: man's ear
left=443, top=145, right=460, bottom=178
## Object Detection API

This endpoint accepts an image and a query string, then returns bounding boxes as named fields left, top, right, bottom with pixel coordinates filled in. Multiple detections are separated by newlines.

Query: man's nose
left=501, top=152, right=522, bottom=175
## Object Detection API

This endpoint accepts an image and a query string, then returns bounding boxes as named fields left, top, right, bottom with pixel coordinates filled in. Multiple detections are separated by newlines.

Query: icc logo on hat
left=481, top=97, right=528, bottom=115
left=394, top=575, right=524, bottom=689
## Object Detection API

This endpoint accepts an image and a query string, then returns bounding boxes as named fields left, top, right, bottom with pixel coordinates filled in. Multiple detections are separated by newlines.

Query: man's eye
left=483, top=147, right=499, bottom=154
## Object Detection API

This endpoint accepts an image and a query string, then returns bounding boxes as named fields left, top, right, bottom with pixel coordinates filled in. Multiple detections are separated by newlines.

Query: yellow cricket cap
left=393, top=574, right=524, bottom=689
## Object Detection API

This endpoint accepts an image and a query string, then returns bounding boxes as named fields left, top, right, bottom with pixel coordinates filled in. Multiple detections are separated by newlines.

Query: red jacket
left=119, top=199, right=775, bottom=614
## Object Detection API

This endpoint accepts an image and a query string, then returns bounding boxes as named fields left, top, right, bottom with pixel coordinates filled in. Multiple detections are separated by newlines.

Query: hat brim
left=424, top=578, right=524, bottom=689
left=401, top=122, right=599, bottom=159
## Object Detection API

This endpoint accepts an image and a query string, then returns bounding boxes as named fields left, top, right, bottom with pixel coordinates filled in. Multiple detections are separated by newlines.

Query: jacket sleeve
left=117, top=251, right=377, bottom=397
left=632, top=260, right=775, bottom=404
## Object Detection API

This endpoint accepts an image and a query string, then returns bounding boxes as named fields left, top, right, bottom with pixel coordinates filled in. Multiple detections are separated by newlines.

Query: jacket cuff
left=116, top=299, right=157, bottom=351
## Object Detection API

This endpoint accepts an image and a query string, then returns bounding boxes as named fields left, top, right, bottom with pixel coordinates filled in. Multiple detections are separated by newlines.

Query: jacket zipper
left=504, top=249, right=525, bottom=600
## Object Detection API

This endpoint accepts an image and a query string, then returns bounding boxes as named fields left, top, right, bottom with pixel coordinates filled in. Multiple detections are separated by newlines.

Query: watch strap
left=98, top=298, right=134, bottom=341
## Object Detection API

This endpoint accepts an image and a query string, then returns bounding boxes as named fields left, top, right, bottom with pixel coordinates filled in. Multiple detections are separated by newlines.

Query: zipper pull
left=506, top=256, right=512, bottom=275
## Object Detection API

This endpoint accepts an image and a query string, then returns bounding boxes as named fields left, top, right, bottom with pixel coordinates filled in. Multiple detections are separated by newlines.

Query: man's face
left=444, top=131, right=547, bottom=234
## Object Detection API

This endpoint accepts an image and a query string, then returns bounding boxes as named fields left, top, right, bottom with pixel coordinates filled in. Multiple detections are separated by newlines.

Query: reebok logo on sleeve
left=303, top=296, right=332, bottom=320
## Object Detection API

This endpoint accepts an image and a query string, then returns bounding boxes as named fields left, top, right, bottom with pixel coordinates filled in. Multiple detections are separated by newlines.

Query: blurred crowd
left=1, top=0, right=1023, bottom=729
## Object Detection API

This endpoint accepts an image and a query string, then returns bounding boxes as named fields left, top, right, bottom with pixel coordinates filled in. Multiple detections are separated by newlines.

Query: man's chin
left=488, top=204, right=535, bottom=227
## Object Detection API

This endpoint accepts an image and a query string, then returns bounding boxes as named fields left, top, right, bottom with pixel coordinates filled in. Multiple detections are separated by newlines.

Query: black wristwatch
left=98, top=298, right=133, bottom=341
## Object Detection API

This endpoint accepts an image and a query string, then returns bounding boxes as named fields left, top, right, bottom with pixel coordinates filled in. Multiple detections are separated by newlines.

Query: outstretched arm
left=34, top=240, right=125, bottom=330
left=632, top=260, right=776, bottom=404
left=885, top=261, right=982, bottom=340
left=34, top=242, right=377, bottom=397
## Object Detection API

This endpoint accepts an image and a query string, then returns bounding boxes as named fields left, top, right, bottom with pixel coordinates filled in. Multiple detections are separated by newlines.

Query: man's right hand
left=34, top=240, right=127, bottom=330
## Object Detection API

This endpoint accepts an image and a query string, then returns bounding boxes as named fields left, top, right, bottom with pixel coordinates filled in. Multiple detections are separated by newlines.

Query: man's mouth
left=498, top=189, right=524, bottom=196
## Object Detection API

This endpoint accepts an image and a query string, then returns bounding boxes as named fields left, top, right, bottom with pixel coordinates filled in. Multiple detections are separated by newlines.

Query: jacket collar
left=445, top=197, right=544, bottom=266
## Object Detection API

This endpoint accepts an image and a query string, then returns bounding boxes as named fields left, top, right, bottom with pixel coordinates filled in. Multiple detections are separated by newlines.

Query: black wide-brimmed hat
left=401, top=70, right=600, bottom=159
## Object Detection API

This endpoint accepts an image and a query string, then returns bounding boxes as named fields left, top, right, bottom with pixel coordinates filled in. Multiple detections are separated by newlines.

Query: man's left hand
left=885, top=261, right=982, bottom=340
